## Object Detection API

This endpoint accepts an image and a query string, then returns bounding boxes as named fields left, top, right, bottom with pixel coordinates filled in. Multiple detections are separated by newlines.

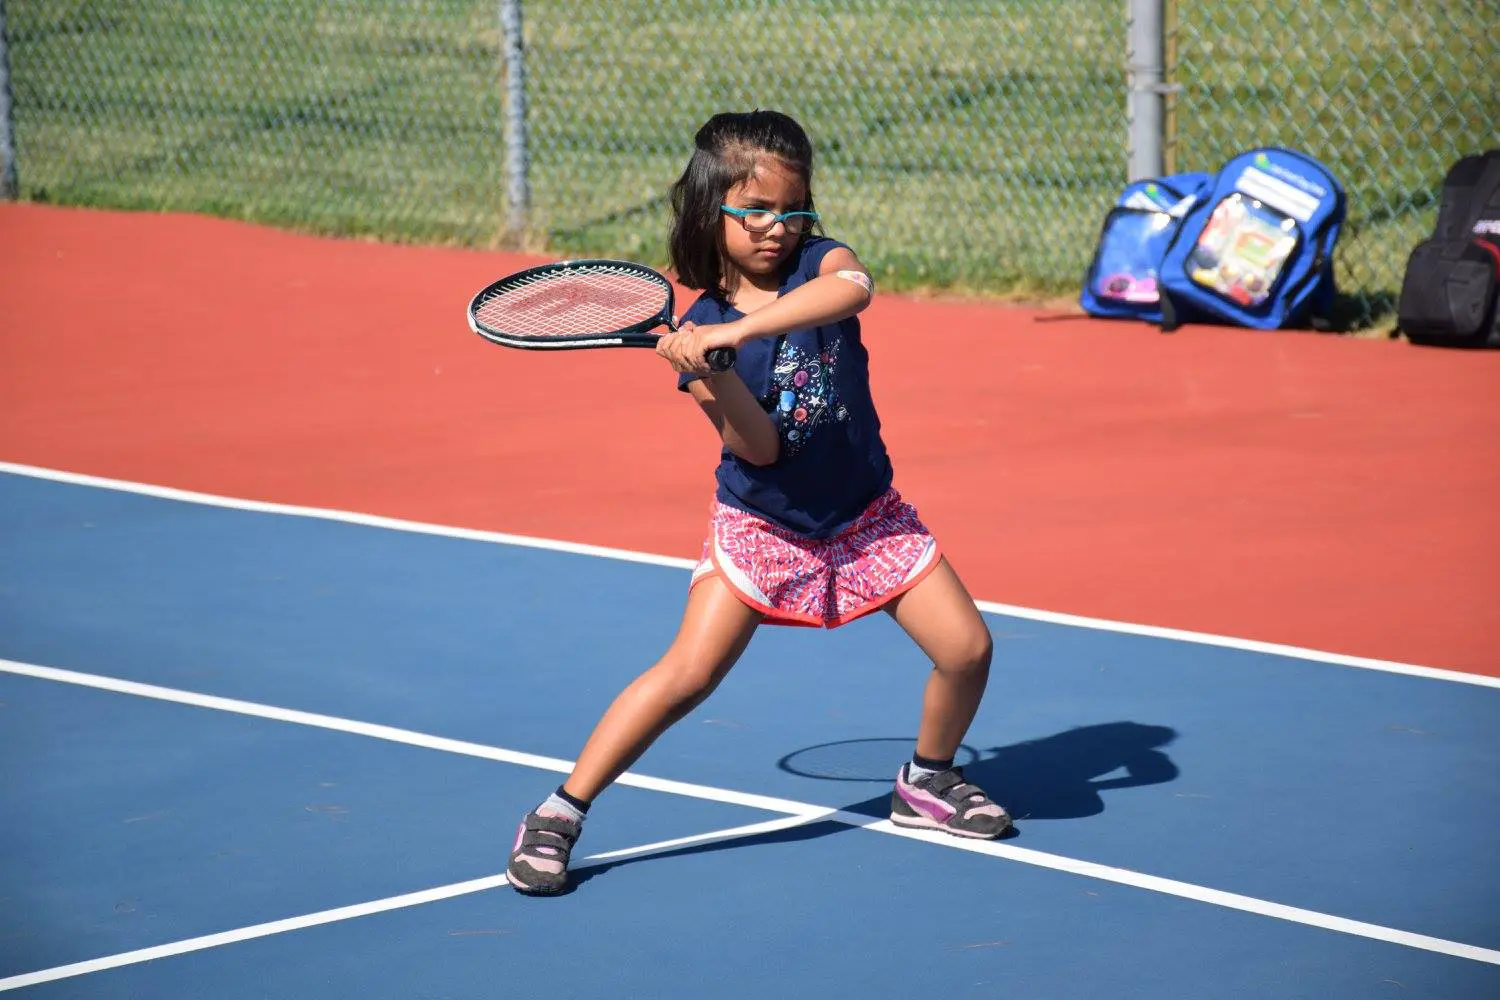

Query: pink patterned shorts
left=690, top=487, right=941, bottom=628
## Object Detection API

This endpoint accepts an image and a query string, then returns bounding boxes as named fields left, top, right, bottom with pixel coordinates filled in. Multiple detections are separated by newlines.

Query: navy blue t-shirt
left=677, top=236, right=893, bottom=539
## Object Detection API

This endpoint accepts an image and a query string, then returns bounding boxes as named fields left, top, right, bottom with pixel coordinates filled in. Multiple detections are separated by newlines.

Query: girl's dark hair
left=668, top=109, right=816, bottom=295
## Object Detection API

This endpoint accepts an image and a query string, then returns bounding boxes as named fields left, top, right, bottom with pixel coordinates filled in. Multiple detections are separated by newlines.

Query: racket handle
left=706, top=346, right=737, bottom=372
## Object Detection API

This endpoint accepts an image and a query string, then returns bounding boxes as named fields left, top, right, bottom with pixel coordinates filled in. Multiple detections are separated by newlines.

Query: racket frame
left=466, top=258, right=736, bottom=371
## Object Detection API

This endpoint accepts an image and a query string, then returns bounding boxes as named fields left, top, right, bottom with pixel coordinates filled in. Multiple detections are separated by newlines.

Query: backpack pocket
left=1085, top=207, right=1182, bottom=306
left=1182, top=192, right=1302, bottom=308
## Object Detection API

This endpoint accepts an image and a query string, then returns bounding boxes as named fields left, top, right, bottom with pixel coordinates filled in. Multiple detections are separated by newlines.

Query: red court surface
left=2, top=203, right=1497, bottom=674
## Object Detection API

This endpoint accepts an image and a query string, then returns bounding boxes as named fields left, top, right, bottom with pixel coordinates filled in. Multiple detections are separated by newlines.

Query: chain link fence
left=1168, top=1, right=1500, bottom=328
left=3, top=0, right=1495, bottom=328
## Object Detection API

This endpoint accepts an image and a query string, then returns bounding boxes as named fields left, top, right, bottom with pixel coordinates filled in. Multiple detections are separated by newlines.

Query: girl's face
left=721, top=157, right=810, bottom=289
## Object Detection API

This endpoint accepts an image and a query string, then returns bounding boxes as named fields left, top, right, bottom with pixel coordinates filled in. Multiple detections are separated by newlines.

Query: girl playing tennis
left=507, top=109, right=1009, bottom=895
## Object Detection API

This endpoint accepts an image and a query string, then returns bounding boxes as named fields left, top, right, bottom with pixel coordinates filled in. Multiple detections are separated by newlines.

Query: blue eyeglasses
left=720, top=205, right=821, bottom=235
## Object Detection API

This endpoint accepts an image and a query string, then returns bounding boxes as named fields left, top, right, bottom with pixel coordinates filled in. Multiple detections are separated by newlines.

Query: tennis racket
left=466, top=258, right=736, bottom=372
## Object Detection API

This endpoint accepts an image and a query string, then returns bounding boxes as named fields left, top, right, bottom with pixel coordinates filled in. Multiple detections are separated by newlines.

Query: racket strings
left=474, top=265, right=667, bottom=338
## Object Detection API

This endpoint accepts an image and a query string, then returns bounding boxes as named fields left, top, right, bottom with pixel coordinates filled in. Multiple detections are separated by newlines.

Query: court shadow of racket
left=795, top=723, right=1180, bottom=824
left=567, top=723, right=1177, bottom=892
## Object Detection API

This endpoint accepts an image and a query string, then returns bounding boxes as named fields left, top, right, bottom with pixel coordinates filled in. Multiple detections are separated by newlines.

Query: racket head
left=467, top=258, right=675, bottom=349
left=467, top=258, right=735, bottom=372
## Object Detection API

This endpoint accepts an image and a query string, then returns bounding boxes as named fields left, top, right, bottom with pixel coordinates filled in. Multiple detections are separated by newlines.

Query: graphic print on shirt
left=770, top=338, right=849, bottom=456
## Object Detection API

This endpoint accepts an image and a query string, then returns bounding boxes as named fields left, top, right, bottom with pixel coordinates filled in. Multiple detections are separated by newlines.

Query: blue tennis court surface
left=3, top=467, right=1499, bottom=998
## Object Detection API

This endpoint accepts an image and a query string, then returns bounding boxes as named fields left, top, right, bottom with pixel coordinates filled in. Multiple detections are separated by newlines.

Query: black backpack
left=1396, top=150, right=1500, bottom=348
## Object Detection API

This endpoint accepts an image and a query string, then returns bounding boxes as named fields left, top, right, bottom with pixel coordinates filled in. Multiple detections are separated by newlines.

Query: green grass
left=8, top=0, right=1496, bottom=327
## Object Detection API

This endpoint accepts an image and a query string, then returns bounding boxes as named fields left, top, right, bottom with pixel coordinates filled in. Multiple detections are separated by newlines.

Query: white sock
left=541, top=792, right=586, bottom=824
left=906, top=757, right=953, bottom=783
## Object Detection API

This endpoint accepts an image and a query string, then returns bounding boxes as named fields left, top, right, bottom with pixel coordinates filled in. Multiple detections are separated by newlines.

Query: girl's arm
left=684, top=368, right=780, bottom=467
left=728, top=245, right=874, bottom=343
left=658, top=246, right=873, bottom=374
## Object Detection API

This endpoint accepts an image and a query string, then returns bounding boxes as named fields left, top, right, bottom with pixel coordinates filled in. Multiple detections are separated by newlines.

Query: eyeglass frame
left=720, top=204, right=821, bottom=234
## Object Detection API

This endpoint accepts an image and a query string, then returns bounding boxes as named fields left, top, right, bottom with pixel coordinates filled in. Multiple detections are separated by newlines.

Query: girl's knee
left=939, top=627, right=992, bottom=677
left=654, top=652, right=731, bottom=707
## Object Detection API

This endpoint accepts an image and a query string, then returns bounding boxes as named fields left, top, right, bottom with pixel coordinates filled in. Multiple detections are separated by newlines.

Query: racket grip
left=706, top=346, right=737, bottom=372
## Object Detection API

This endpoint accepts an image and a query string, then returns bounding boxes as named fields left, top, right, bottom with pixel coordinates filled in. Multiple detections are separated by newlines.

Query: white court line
left=0, top=815, right=834, bottom=995
left=0, top=813, right=833, bottom=993
left=1, top=460, right=1495, bottom=690
left=2, top=655, right=1498, bottom=992
left=0, top=659, right=822, bottom=818
left=0, top=874, right=513, bottom=992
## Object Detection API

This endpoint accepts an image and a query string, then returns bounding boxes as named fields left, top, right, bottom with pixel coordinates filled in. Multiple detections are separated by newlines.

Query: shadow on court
left=567, top=722, right=1178, bottom=894
left=960, top=721, right=1181, bottom=822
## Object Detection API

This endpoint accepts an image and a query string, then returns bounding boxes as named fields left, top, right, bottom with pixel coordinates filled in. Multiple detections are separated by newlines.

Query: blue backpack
left=1079, top=172, right=1212, bottom=325
left=1080, top=149, right=1345, bottom=331
left=1157, top=148, right=1346, bottom=331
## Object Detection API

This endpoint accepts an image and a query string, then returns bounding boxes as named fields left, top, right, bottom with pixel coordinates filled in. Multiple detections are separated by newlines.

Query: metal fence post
left=0, top=0, right=18, bottom=199
left=1161, top=0, right=1178, bottom=175
left=1126, top=0, right=1165, bottom=181
left=499, top=0, right=529, bottom=240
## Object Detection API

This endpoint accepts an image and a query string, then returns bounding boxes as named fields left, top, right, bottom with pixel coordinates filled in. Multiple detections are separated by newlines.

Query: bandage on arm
left=835, top=269, right=875, bottom=294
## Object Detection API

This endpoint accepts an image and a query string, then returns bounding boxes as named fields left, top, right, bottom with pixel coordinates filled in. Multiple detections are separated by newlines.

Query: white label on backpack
left=1121, top=190, right=1198, bottom=217
left=1167, top=194, right=1199, bottom=218
left=1235, top=165, right=1320, bottom=223
left=1122, top=191, right=1166, bottom=212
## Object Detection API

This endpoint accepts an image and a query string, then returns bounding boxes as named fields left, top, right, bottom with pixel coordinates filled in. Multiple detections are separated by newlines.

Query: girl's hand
left=657, top=321, right=742, bottom=375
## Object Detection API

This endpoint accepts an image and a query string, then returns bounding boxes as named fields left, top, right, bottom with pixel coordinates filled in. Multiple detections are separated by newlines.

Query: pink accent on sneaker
left=896, top=782, right=958, bottom=822
left=515, top=854, right=565, bottom=876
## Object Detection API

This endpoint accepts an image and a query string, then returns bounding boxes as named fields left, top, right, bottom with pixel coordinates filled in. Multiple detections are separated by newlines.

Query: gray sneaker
left=890, top=765, right=1012, bottom=839
left=506, top=807, right=581, bottom=895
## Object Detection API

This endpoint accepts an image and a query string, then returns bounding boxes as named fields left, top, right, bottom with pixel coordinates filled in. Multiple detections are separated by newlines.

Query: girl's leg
left=883, top=557, right=1010, bottom=839
left=562, top=573, right=763, bottom=802
left=883, top=557, right=993, bottom=761
left=509, top=575, right=761, bottom=895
